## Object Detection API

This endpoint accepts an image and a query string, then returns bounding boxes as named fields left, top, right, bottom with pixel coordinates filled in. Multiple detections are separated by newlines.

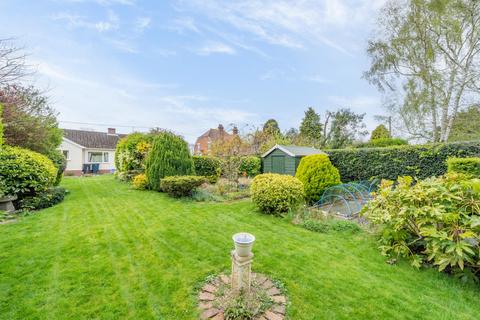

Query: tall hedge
left=145, top=132, right=194, bottom=190
left=328, top=141, right=480, bottom=182
left=239, top=156, right=262, bottom=177
left=193, top=156, right=222, bottom=183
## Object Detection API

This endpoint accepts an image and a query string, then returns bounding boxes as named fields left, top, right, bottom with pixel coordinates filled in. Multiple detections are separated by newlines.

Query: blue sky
left=0, top=0, right=387, bottom=142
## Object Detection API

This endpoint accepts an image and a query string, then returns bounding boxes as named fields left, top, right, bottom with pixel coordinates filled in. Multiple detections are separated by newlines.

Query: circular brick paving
left=198, top=273, right=287, bottom=320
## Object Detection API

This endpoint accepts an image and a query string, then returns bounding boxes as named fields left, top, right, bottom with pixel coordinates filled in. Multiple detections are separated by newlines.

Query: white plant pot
left=232, top=233, right=255, bottom=257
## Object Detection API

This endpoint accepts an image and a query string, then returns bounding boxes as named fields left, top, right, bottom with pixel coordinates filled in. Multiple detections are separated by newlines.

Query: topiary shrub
left=295, top=154, right=341, bottom=204
left=132, top=173, right=148, bottom=190
left=193, top=156, right=222, bottom=183
left=238, top=156, right=261, bottom=177
left=160, top=176, right=205, bottom=198
left=447, top=157, right=480, bottom=177
left=251, top=173, right=304, bottom=215
left=145, top=132, right=194, bottom=191
left=0, top=145, right=57, bottom=196
left=17, top=186, right=66, bottom=210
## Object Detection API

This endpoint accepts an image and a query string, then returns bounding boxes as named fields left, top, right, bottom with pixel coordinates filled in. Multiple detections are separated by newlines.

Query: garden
left=1, top=124, right=480, bottom=319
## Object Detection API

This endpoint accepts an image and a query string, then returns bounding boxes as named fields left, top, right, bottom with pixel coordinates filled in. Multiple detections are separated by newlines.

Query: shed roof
left=261, top=144, right=325, bottom=158
left=63, top=129, right=126, bottom=149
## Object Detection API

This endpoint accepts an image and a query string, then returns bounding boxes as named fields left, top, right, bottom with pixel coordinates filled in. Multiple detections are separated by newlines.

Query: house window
left=62, top=150, right=69, bottom=160
left=88, top=152, right=109, bottom=163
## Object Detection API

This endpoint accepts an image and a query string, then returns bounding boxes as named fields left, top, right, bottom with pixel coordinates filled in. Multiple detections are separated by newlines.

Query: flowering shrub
left=251, top=173, right=304, bottom=215
left=362, top=174, right=480, bottom=281
left=132, top=174, right=148, bottom=190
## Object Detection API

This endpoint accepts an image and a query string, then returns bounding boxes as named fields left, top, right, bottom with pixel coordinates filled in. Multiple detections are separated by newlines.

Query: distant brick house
left=194, top=124, right=238, bottom=155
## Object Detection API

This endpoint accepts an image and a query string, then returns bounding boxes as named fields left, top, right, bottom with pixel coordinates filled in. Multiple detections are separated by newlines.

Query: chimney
left=107, top=128, right=116, bottom=135
left=218, top=124, right=224, bottom=132
left=233, top=126, right=239, bottom=135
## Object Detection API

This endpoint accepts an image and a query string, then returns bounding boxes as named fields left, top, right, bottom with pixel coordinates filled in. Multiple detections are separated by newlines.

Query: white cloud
left=197, top=42, right=236, bottom=55
left=168, top=17, right=201, bottom=34
left=135, top=17, right=151, bottom=31
left=51, top=10, right=119, bottom=33
left=175, top=0, right=387, bottom=54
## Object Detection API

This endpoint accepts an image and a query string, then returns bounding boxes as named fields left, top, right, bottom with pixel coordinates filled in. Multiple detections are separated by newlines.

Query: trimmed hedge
left=251, top=173, right=304, bottom=215
left=160, top=175, right=205, bottom=197
left=447, top=157, right=480, bottom=177
left=145, top=132, right=194, bottom=191
left=193, top=156, right=222, bottom=183
left=0, top=145, right=57, bottom=196
left=328, top=141, right=480, bottom=182
left=295, top=154, right=341, bottom=204
left=239, top=156, right=261, bottom=177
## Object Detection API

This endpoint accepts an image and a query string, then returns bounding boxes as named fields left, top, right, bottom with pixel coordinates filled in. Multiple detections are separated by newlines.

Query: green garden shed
left=262, top=144, right=325, bottom=176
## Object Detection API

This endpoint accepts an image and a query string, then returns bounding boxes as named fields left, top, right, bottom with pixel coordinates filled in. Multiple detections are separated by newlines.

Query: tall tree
left=299, top=107, right=322, bottom=146
left=0, top=39, right=30, bottom=86
left=324, top=108, right=367, bottom=149
left=370, top=124, right=391, bottom=140
left=448, top=105, right=480, bottom=142
left=262, top=119, right=281, bottom=136
left=0, top=85, right=62, bottom=155
left=365, top=0, right=480, bottom=142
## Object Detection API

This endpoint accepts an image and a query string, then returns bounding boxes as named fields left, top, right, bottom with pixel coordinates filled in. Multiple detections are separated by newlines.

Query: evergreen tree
left=262, top=119, right=281, bottom=136
left=145, top=132, right=194, bottom=190
left=299, top=107, right=322, bottom=146
left=370, top=124, right=391, bottom=140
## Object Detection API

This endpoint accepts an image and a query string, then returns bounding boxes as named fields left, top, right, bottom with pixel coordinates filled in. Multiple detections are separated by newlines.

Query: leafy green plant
left=370, top=124, right=391, bottom=140
left=47, top=150, right=67, bottom=186
left=145, top=132, right=194, bottom=191
left=447, top=157, right=480, bottom=177
left=132, top=174, right=148, bottom=190
left=362, top=174, right=480, bottom=280
left=115, top=132, right=154, bottom=176
left=251, top=173, right=304, bottom=215
left=160, top=176, right=205, bottom=198
left=0, top=145, right=57, bottom=196
left=193, top=156, right=222, bottom=183
left=328, top=141, right=480, bottom=182
left=295, top=154, right=341, bottom=203
left=18, top=187, right=66, bottom=211
left=302, top=219, right=361, bottom=234
left=238, top=156, right=261, bottom=177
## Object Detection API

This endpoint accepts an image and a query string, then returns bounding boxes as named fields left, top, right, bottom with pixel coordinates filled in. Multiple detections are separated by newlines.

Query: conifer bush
left=295, top=154, right=341, bottom=203
left=145, top=132, right=194, bottom=190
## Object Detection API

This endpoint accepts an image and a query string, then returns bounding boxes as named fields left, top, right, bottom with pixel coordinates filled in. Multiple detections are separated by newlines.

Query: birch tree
left=365, top=0, right=480, bottom=142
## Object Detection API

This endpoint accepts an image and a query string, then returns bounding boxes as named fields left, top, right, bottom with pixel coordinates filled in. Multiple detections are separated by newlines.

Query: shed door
left=272, top=155, right=285, bottom=174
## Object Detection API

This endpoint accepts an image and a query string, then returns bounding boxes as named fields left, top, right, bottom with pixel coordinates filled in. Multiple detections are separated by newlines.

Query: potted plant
left=232, top=233, right=255, bottom=257
left=0, top=180, right=16, bottom=213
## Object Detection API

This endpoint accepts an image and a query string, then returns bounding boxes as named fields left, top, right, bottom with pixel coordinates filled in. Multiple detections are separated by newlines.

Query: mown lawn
left=0, top=175, right=479, bottom=320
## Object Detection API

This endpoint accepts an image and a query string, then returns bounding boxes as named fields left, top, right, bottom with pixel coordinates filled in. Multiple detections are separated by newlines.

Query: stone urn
left=232, top=233, right=255, bottom=257
left=0, top=195, right=17, bottom=213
